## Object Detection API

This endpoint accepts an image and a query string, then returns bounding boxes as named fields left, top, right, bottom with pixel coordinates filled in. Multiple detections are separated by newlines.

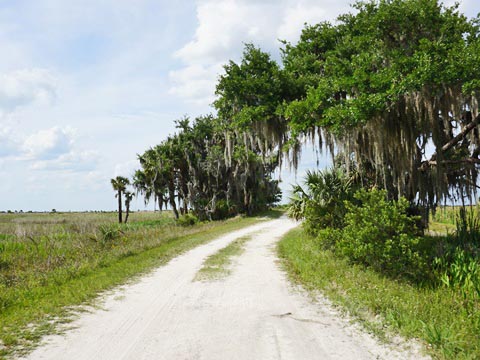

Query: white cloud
left=0, top=127, right=22, bottom=157
left=169, top=63, right=223, bottom=105
left=114, top=159, right=139, bottom=178
left=277, top=3, right=329, bottom=43
left=23, top=126, right=74, bottom=160
left=170, top=0, right=351, bottom=104
left=0, top=125, right=97, bottom=173
left=0, top=68, right=56, bottom=114
left=20, top=126, right=100, bottom=172
left=174, top=0, right=276, bottom=65
left=30, top=150, right=100, bottom=172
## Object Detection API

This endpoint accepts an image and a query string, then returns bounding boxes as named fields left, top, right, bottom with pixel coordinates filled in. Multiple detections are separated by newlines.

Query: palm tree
left=133, top=115, right=282, bottom=221
left=111, top=176, right=130, bottom=223
left=124, top=191, right=134, bottom=224
left=288, top=168, right=355, bottom=234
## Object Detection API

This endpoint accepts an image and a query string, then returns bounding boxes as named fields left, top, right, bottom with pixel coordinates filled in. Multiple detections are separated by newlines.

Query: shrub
left=212, top=199, right=231, bottom=220
left=335, top=189, right=425, bottom=280
left=455, top=207, right=480, bottom=248
left=288, top=168, right=355, bottom=236
left=433, top=211, right=480, bottom=304
left=176, top=213, right=199, bottom=226
left=316, top=227, right=342, bottom=250
left=97, top=224, right=124, bottom=244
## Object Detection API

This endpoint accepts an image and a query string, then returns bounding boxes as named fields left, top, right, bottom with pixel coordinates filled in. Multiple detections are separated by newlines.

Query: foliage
left=134, top=115, right=281, bottom=221
left=278, top=228, right=480, bottom=359
left=97, top=224, right=124, bottom=243
left=279, top=0, right=480, bottom=213
left=287, top=167, right=355, bottom=235
left=127, top=1, right=480, bottom=224
left=432, top=208, right=480, bottom=306
left=176, top=213, right=199, bottom=227
left=437, top=248, right=480, bottom=303
left=455, top=206, right=480, bottom=247
left=333, top=189, right=425, bottom=280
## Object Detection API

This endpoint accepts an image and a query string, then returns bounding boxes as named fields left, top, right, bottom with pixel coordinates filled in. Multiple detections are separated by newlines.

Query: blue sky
left=0, top=0, right=479, bottom=211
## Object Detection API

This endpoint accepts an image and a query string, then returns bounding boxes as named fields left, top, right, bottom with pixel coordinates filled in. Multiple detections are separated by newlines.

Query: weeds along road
left=23, top=217, right=425, bottom=360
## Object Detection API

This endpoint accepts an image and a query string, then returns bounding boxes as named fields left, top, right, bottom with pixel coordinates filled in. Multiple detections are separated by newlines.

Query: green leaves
left=110, top=176, right=130, bottom=192
left=215, top=44, right=284, bottom=126
left=287, top=168, right=356, bottom=234
left=335, top=189, right=425, bottom=281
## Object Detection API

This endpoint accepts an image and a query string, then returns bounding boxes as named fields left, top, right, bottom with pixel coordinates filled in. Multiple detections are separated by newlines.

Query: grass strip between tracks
left=195, top=235, right=252, bottom=281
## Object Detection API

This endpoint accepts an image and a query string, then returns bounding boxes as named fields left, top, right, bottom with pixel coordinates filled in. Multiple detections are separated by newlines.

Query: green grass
left=195, top=235, right=252, bottom=281
left=0, top=211, right=275, bottom=359
left=430, top=205, right=479, bottom=226
left=428, top=221, right=456, bottom=235
left=278, top=228, right=480, bottom=360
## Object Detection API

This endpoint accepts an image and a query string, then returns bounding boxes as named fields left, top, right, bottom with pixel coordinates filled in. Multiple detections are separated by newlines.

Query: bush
left=288, top=168, right=356, bottom=236
left=433, top=211, right=480, bottom=304
left=212, top=199, right=232, bottom=220
left=176, top=213, right=199, bottom=226
left=335, top=189, right=425, bottom=280
left=97, top=224, right=124, bottom=244
left=455, top=207, right=480, bottom=248
left=316, top=227, right=342, bottom=250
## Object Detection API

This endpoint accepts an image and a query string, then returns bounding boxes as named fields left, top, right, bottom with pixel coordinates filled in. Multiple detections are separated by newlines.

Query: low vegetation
left=278, top=228, right=480, bottom=359
left=284, top=168, right=480, bottom=359
left=195, top=235, right=252, bottom=281
left=0, top=211, right=273, bottom=358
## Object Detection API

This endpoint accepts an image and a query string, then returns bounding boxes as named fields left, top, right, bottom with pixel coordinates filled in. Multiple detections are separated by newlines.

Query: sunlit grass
left=430, top=205, right=479, bottom=226
left=278, top=228, right=480, bottom=360
left=0, top=211, right=276, bottom=358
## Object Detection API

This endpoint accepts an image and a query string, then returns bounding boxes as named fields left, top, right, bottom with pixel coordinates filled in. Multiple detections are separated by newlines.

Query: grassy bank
left=278, top=228, right=480, bottom=360
left=0, top=211, right=278, bottom=358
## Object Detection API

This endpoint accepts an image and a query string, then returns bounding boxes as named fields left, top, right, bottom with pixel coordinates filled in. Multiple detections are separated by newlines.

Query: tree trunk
left=125, top=203, right=130, bottom=224
left=244, top=189, right=250, bottom=215
left=117, top=190, right=123, bottom=223
left=168, top=180, right=179, bottom=219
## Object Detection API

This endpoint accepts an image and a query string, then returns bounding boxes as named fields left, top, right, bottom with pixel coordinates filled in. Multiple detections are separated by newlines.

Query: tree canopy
left=134, top=115, right=280, bottom=220
left=128, top=0, right=480, bottom=221
left=280, top=0, right=480, bottom=212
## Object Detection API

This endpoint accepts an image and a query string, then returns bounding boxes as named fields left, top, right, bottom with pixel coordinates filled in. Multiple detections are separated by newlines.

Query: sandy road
left=24, top=217, right=426, bottom=360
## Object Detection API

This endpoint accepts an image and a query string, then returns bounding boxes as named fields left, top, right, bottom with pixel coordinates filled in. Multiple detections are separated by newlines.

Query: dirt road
left=24, top=217, right=426, bottom=360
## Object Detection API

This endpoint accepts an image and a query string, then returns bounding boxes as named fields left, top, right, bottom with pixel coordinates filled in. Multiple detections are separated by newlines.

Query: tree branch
left=420, top=114, right=480, bottom=171
left=427, top=157, right=480, bottom=166
left=440, top=113, right=480, bottom=154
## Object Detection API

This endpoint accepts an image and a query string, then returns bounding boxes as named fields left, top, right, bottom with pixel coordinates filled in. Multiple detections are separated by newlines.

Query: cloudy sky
left=1, top=0, right=479, bottom=211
